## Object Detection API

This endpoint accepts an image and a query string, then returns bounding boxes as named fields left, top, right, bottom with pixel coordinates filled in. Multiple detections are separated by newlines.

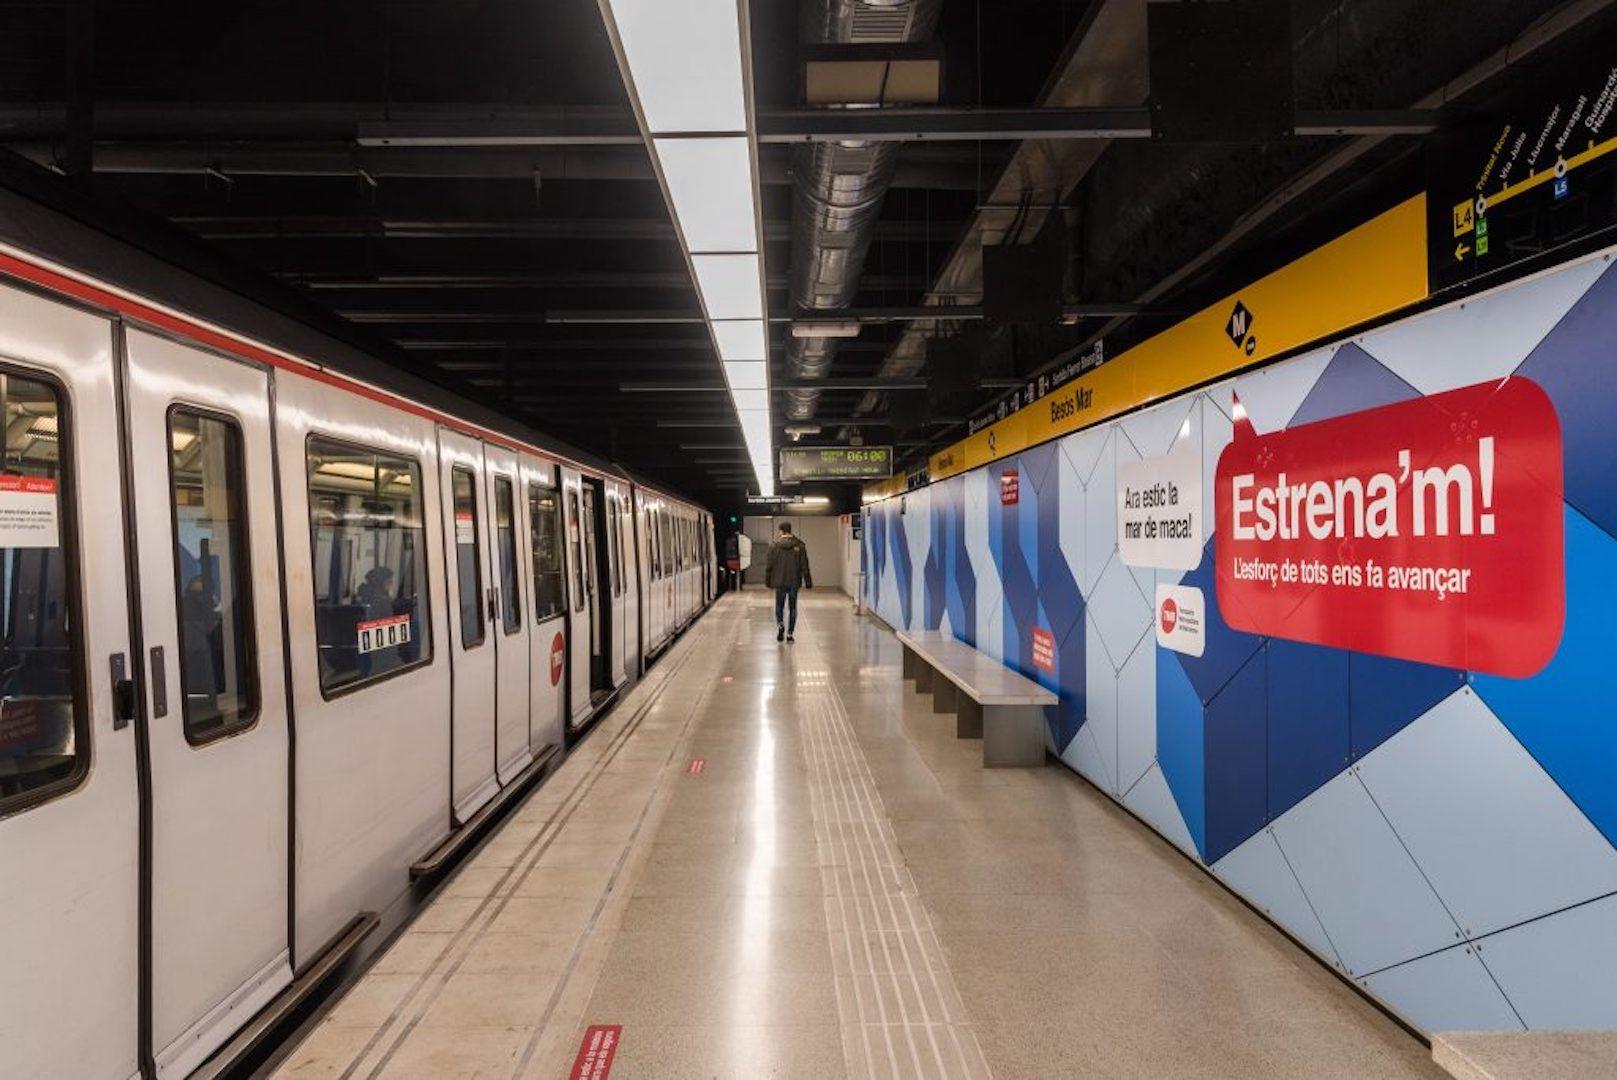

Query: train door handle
left=149, top=646, right=168, bottom=719
left=110, top=653, right=135, bottom=730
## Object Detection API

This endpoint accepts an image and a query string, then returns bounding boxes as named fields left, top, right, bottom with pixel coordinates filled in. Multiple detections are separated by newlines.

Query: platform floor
left=273, top=591, right=1442, bottom=1079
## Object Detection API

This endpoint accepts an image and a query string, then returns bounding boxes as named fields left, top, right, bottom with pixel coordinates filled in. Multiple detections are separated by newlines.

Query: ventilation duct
left=784, top=0, right=941, bottom=422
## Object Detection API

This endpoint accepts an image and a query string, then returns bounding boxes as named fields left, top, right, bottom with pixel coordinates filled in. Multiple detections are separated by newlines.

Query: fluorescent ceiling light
left=655, top=137, right=756, bottom=253
left=757, top=477, right=776, bottom=497
left=802, top=496, right=831, bottom=506
left=737, top=408, right=771, bottom=450
left=607, top=0, right=746, bottom=134
left=712, top=320, right=768, bottom=362
left=692, top=253, right=763, bottom=320
left=729, top=388, right=769, bottom=412
left=723, top=361, right=767, bottom=390
left=790, top=319, right=862, bottom=339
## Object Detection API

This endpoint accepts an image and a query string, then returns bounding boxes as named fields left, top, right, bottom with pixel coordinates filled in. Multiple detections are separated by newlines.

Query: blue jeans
left=774, top=587, right=799, bottom=633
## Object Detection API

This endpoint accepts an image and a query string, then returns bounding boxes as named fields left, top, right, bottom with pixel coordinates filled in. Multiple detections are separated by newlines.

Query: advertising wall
left=861, top=243, right=1617, bottom=1034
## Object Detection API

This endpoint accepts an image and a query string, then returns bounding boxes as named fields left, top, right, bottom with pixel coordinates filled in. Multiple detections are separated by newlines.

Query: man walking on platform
left=765, top=520, right=812, bottom=642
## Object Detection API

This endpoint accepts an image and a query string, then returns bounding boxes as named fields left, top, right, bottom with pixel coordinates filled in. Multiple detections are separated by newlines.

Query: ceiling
left=0, top=0, right=1611, bottom=513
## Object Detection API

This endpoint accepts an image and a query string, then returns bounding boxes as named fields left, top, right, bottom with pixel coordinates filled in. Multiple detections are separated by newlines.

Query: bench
left=1432, top=1031, right=1617, bottom=1080
left=897, top=629, right=1058, bottom=767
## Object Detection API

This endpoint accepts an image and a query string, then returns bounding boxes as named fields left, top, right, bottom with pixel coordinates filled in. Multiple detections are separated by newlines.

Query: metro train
left=0, top=236, right=715, bottom=1079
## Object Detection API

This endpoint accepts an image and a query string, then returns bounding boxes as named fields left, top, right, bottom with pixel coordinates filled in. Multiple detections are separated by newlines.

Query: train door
left=580, top=478, right=613, bottom=698
left=606, top=487, right=628, bottom=686
left=619, top=486, right=641, bottom=676
left=0, top=290, right=139, bottom=1080
left=523, top=461, right=566, bottom=753
left=484, top=444, right=531, bottom=783
left=436, top=429, right=498, bottom=822
left=123, top=328, right=292, bottom=1077
left=704, top=516, right=714, bottom=602
left=561, top=468, right=591, bottom=725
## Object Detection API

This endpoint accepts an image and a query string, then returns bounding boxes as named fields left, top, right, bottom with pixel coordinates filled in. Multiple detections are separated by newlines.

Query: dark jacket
left=765, top=533, right=812, bottom=590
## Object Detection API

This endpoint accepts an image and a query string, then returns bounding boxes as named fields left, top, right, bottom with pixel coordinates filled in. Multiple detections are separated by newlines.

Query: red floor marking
left=568, top=1024, right=622, bottom=1080
left=721, top=674, right=734, bottom=683
left=687, top=758, right=706, bottom=774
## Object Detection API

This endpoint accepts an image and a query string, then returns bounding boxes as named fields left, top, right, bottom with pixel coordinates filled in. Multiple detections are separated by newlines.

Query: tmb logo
left=1225, top=300, right=1257, bottom=356
left=1159, top=596, right=1178, bottom=636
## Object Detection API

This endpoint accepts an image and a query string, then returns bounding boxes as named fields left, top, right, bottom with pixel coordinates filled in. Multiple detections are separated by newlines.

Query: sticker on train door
left=549, top=632, right=566, bottom=685
left=357, top=614, right=411, bottom=654
left=0, top=474, right=59, bottom=547
left=454, top=510, right=475, bottom=545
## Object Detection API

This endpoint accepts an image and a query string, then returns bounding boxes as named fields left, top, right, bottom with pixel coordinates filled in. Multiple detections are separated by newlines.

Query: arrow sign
left=1454, top=241, right=1472, bottom=260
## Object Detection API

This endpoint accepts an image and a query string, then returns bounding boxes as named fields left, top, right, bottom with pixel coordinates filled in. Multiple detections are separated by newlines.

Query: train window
left=648, top=508, right=660, bottom=581
left=660, top=513, right=674, bottom=576
left=567, top=487, right=585, bottom=612
left=614, top=500, right=626, bottom=597
left=306, top=437, right=431, bottom=695
left=0, top=371, right=85, bottom=811
left=450, top=467, right=484, bottom=649
left=169, top=409, right=258, bottom=743
left=494, top=476, right=520, bottom=634
left=529, top=480, right=565, bottom=622
left=606, top=494, right=622, bottom=597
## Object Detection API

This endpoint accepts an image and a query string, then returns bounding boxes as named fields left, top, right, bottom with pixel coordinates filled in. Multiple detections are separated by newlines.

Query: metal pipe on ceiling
left=785, top=0, right=942, bottom=423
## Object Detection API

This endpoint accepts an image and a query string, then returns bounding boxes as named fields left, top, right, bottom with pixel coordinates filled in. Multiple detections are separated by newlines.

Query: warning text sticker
left=357, top=614, right=411, bottom=654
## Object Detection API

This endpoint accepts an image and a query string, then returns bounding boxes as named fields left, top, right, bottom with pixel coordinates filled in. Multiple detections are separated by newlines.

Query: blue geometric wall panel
left=1475, top=506, right=1617, bottom=849
left=857, top=244, right=1617, bottom=1034
left=1271, top=767, right=1460, bottom=977
left=1156, top=644, right=1206, bottom=859
left=1474, top=893, right=1617, bottom=1029
left=1361, top=945, right=1523, bottom=1033
left=1356, top=687, right=1617, bottom=941
left=1514, top=258, right=1617, bottom=538
left=1203, top=646, right=1268, bottom=864
left=1266, top=640, right=1350, bottom=823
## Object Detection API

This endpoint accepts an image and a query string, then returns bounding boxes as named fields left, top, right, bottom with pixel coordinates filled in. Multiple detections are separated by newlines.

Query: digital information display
left=779, top=446, right=893, bottom=482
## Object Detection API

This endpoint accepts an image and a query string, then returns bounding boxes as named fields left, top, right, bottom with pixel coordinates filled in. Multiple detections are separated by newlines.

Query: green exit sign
left=778, top=445, right=894, bottom=482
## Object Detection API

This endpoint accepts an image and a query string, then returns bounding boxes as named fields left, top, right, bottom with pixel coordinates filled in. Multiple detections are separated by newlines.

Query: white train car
left=633, top=487, right=713, bottom=660
left=0, top=228, right=712, bottom=1079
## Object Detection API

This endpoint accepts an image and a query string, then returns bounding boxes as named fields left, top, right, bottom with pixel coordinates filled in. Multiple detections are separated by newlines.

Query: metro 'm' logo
left=1226, top=301, right=1255, bottom=354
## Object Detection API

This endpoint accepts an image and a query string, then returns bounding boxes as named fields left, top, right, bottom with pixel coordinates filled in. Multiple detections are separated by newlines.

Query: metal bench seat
left=897, top=630, right=1058, bottom=767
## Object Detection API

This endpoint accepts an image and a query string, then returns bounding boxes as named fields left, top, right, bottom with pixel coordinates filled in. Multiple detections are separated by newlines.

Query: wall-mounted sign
left=999, top=469, right=1020, bottom=506
left=1118, top=449, right=1203, bottom=570
left=1214, top=378, right=1564, bottom=678
left=1031, top=626, right=1055, bottom=674
left=779, top=445, right=893, bottom=482
left=1155, top=583, right=1205, bottom=657
left=746, top=493, right=806, bottom=505
left=1430, top=55, right=1617, bottom=290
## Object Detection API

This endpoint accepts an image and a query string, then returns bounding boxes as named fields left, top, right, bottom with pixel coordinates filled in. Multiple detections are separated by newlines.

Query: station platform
left=271, top=592, right=1441, bottom=1080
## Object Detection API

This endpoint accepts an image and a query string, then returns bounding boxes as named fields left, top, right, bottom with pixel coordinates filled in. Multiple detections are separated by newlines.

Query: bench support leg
left=982, top=705, right=1047, bottom=768
left=902, top=645, right=918, bottom=681
left=932, top=678, right=958, bottom=715
left=914, top=663, right=933, bottom=693
left=956, top=696, right=983, bottom=739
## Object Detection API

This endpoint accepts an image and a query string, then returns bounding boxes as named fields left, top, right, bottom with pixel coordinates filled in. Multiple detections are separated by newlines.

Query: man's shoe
left=787, top=634, right=795, bottom=643
left=777, top=624, right=785, bottom=642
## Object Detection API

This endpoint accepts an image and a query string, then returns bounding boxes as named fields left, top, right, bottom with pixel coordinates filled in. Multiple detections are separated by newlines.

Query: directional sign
left=1428, top=51, right=1617, bottom=289
left=779, top=445, right=893, bottom=482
